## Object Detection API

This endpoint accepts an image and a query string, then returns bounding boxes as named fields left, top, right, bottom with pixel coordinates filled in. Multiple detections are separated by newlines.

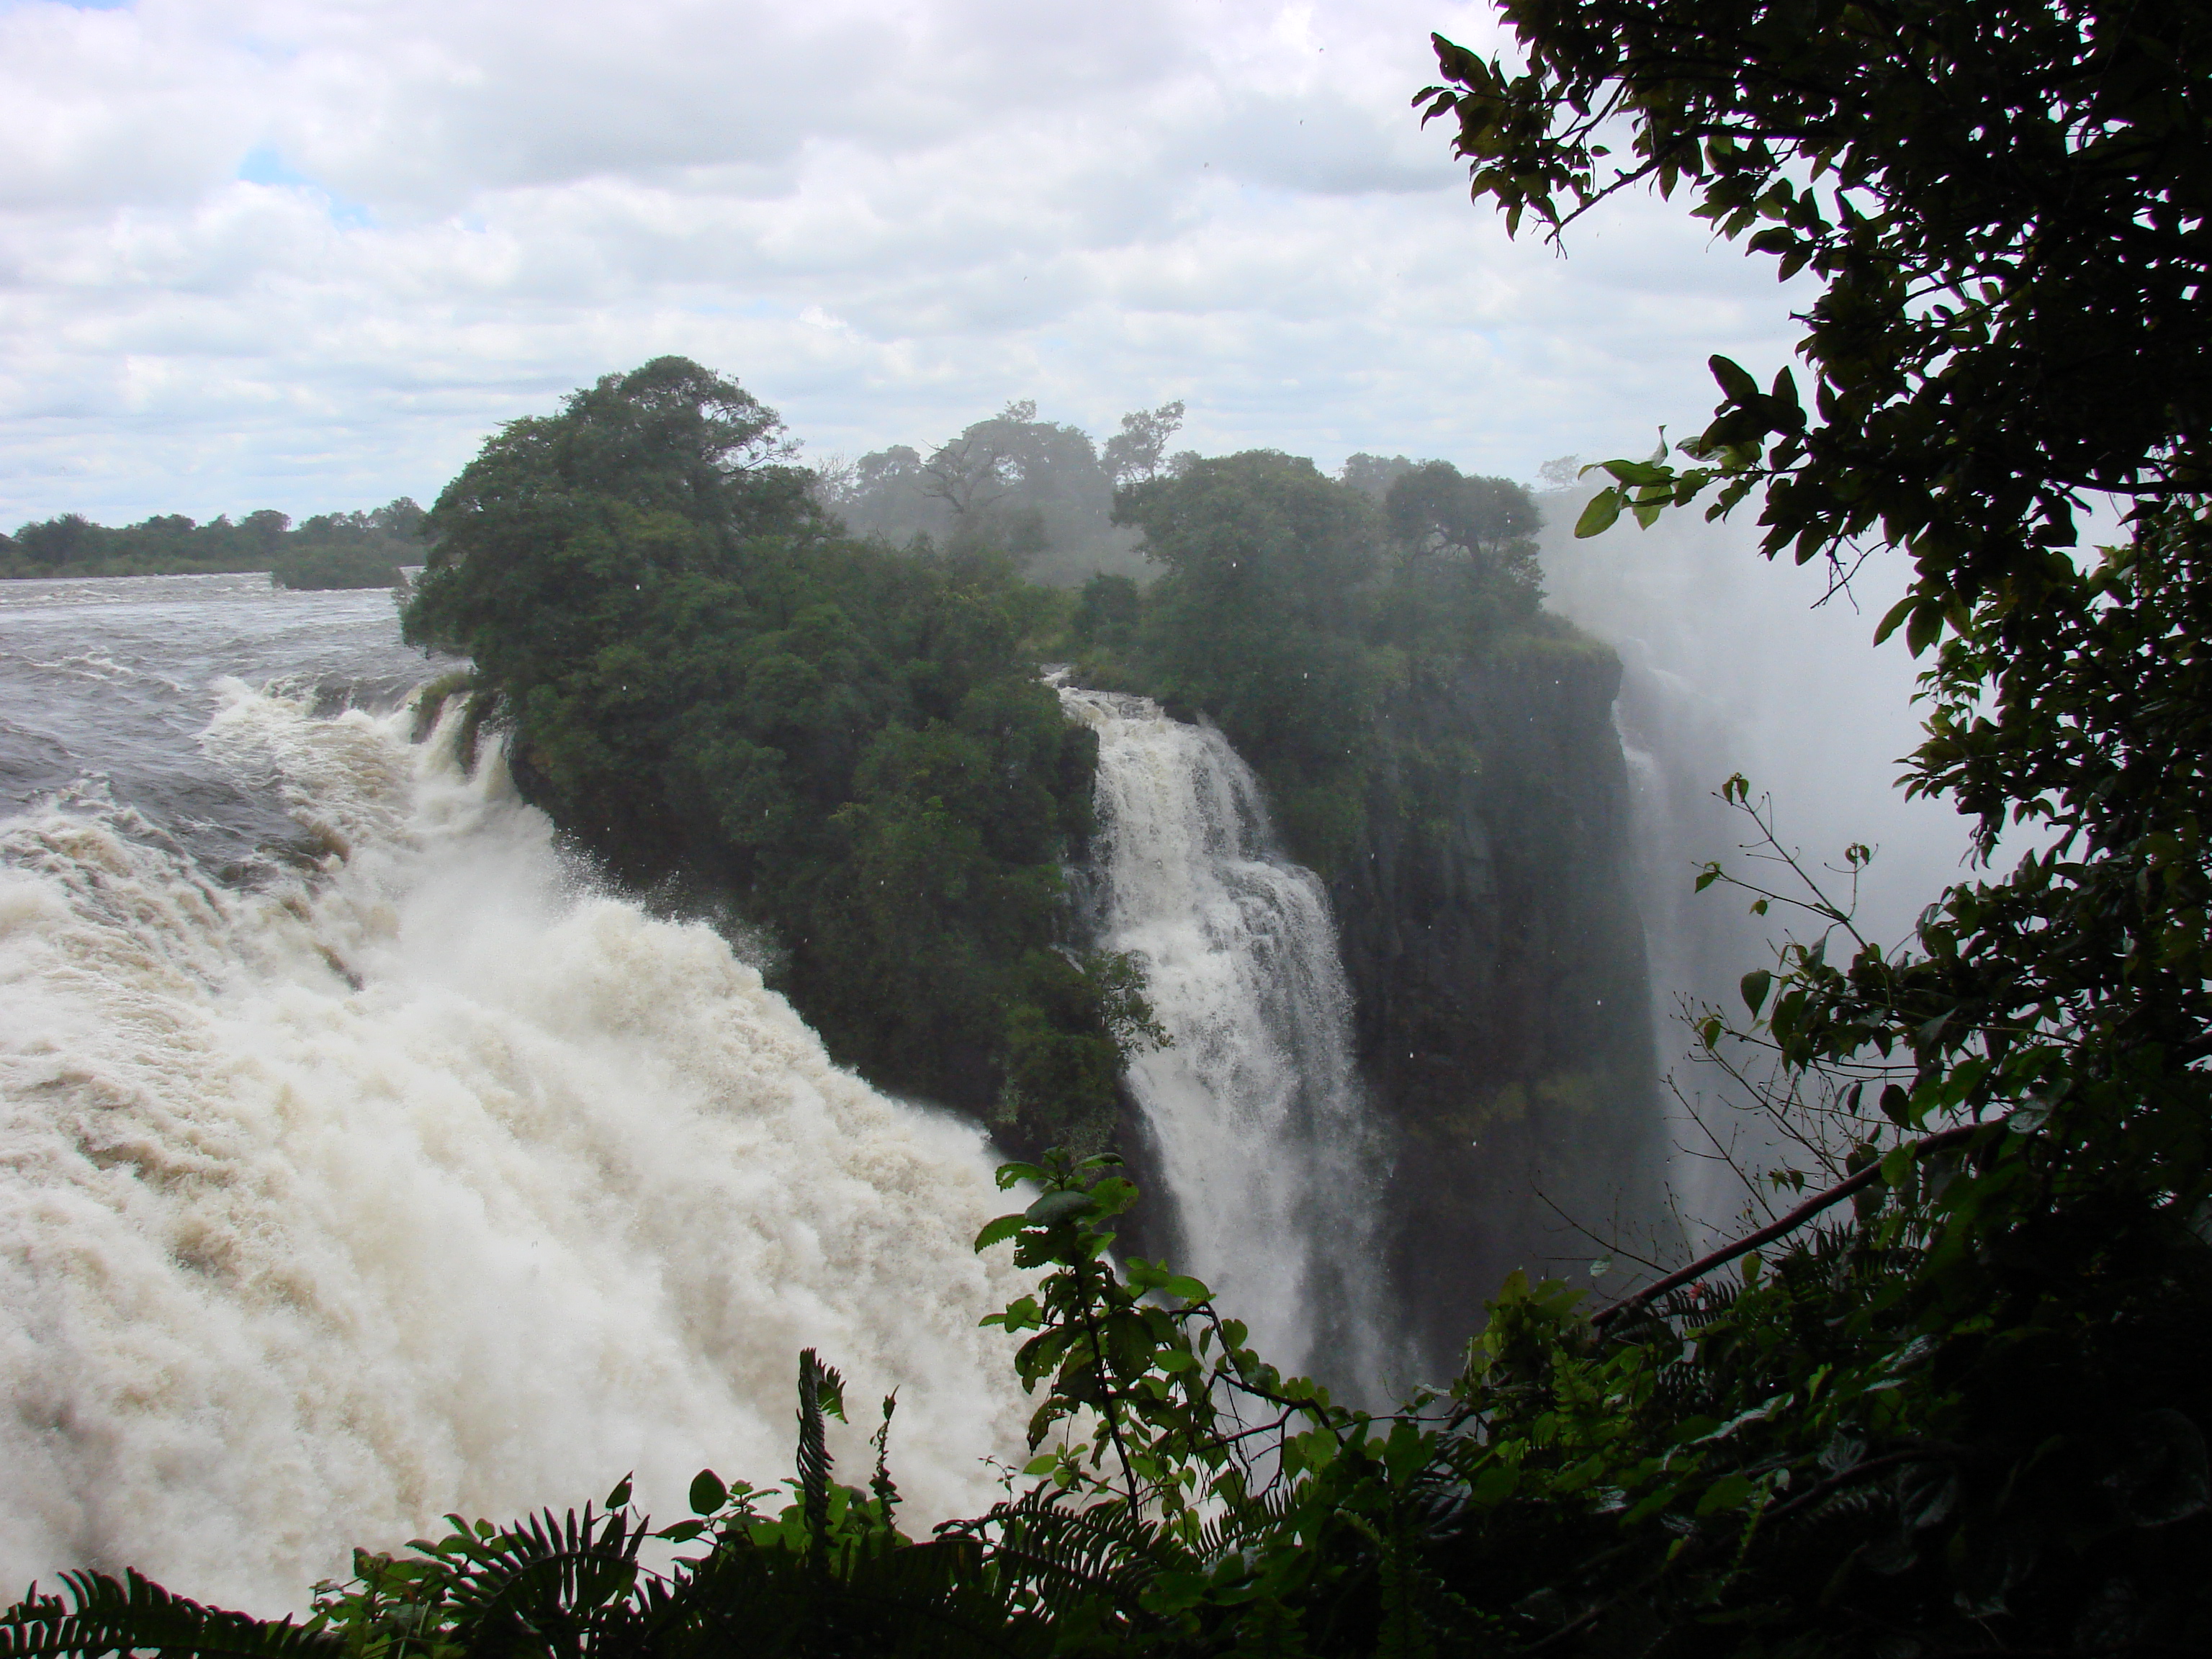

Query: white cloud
left=0, top=0, right=1814, bottom=526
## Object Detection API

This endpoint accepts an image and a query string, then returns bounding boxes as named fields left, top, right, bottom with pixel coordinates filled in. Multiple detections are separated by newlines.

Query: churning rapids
left=0, top=575, right=1034, bottom=1612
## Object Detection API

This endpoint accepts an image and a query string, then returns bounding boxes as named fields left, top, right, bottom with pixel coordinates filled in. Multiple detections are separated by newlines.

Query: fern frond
left=795, top=1349, right=840, bottom=1553
left=434, top=1504, right=645, bottom=1654
left=0, top=1570, right=341, bottom=1659
left=949, top=1493, right=1164, bottom=1618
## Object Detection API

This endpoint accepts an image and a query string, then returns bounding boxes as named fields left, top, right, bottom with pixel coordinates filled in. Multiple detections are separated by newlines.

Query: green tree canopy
left=402, top=359, right=1145, bottom=1149
left=1419, top=0, right=2208, bottom=618
left=1401, top=1, right=2212, bottom=1647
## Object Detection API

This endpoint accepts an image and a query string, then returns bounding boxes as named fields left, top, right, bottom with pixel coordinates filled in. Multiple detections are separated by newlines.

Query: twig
left=1761, top=1443, right=1972, bottom=1528
left=1666, top=1074, right=1782, bottom=1224
left=1530, top=1185, right=1671, bottom=1273
left=1591, top=1124, right=1982, bottom=1330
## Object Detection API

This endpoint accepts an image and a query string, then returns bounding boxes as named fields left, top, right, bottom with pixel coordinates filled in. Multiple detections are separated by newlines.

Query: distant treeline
left=814, top=395, right=1536, bottom=606
left=0, top=498, right=430, bottom=589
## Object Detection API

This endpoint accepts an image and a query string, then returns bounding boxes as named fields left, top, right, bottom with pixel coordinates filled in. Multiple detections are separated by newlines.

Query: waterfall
left=0, top=683, right=1031, bottom=1613
left=1056, top=685, right=1388, bottom=1384
left=1534, top=489, right=1971, bottom=1240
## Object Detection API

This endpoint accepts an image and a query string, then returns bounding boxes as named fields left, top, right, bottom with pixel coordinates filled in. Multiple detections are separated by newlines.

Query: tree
left=926, top=401, right=1116, bottom=562
left=1382, top=459, right=1542, bottom=590
left=1537, top=454, right=1582, bottom=490
left=1337, top=450, right=1413, bottom=501
left=922, top=428, right=1012, bottom=520
left=16, top=513, right=94, bottom=569
left=402, top=359, right=1143, bottom=1148
left=1102, top=401, right=1185, bottom=487
left=1113, top=451, right=1385, bottom=837
left=1403, top=3, right=2212, bottom=1646
left=1420, top=0, right=2207, bottom=595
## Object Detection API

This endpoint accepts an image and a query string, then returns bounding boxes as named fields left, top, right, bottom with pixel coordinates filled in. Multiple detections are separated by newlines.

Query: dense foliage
left=1092, top=449, right=1556, bottom=868
left=400, top=356, right=1151, bottom=1150
left=1, top=499, right=426, bottom=587
left=1399, top=0, right=2212, bottom=1644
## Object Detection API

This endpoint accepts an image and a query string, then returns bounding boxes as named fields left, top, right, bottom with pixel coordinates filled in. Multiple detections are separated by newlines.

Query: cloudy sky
left=0, top=0, right=1819, bottom=526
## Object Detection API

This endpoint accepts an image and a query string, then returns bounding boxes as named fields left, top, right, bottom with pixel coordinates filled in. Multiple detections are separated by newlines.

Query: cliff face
left=1326, top=624, right=1662, bottom=1372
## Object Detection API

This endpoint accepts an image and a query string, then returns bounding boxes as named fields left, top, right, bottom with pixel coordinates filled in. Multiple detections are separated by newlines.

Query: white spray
left=1056, top=686, right=1388, bottom=1385
left=1534, top=490, right=1972, bottom=1235
left=0, top=684, right=1031, bottom=1614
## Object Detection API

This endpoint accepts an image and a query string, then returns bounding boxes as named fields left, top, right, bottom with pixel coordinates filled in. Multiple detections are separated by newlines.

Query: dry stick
left=1591, top=1124, right=1984, bottom=1331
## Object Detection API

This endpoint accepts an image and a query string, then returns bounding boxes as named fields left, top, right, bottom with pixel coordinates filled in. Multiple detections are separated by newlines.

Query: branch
left=1760, top=1442, right=1972, bottom=1528
left=1590, top=1123, right=1982, bottom=1330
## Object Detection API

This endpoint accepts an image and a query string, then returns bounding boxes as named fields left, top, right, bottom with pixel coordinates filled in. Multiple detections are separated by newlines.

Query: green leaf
left=1022, top=1189, right=1094, bottom=1228
left=1905, top=600, right=1943, bottom=656
left=1696, top=1471, right=1755, bottom=1514
left=1872, top=592, right=1917, bottom=645
left=1709, top=355, right=1761, bottom=403
left=1574, top=487, right=1622, bottom=538
left=972, top=1213, right=1025, bottom=1252
left=604, top=1474, right=632, bottom=1510
left=1473, top=1462, right=1519, bottom=1506
left=1740, top=968, right=1773, bottom=1015
left=688, top=1469, right=727, bottom=1516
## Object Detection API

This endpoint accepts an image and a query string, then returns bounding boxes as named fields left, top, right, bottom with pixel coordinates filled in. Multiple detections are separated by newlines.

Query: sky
left=0, top=0, right=1822, bottom=527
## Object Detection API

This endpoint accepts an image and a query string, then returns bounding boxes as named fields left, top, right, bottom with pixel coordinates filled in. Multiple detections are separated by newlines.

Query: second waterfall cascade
left=1057, top=684, right=1393, bottom=1388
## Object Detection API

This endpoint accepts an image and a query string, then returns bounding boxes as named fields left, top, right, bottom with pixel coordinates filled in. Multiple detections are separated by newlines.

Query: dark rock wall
left=1327, top=626, right=1663, bottom=1375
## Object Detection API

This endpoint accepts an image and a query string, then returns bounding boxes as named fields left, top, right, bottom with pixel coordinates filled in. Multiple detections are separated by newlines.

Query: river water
left=0, top=574, right=1030, bottom=1612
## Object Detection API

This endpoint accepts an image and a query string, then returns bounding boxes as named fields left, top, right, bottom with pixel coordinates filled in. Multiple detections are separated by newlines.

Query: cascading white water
left=0, top=680, right=1031, bottom=1614
left=1056, top=685, right=1386, bottom=1383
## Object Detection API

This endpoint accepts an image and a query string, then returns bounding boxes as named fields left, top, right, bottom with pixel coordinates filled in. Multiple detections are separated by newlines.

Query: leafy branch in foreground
left=1419, top=0, right=2208, bottom=627
left=972, top=1148, right=1354, bottom=1525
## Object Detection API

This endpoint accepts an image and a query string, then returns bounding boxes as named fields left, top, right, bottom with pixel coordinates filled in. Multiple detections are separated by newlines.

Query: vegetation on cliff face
left=1094, top=450, right=1660, bottom=1362
left=1100, top=449, right=1550, bottom=873
left=400, top=356, right=1153, bottom=1151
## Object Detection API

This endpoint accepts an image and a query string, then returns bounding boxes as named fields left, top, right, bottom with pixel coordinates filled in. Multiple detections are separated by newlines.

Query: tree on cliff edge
left=402, top=358, right=1139, bottom=1151
left=1416, top=0, right=2212, bottom=1646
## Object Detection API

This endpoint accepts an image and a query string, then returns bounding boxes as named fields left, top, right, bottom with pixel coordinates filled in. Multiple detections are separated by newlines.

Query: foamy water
left=1057, top=685, right=1390, bottom=1388
left=0, top=678, right=1030, bottom=1612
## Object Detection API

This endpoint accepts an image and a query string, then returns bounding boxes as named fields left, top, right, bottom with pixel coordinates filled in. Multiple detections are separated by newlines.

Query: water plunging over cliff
left=0, top=585, right=1033, bottom=1613
left=1056, top=685, right=1388, bottom=1384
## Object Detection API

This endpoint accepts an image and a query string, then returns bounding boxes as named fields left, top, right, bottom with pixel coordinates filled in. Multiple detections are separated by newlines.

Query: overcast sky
left=0, top=0, right=1819, bottom=526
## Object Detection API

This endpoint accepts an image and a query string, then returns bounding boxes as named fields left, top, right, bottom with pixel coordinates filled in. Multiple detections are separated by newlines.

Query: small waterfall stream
left=1056, top=685, right=1388, bottom=1383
